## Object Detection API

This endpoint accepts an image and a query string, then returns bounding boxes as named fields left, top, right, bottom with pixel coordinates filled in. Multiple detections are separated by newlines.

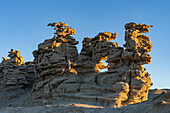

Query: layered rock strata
left=31, top=22, right=81, bottom=99
left=1, top=49, right=24, bottom=66
left=0, top=49, right=35, bottom=106
left=122, top=23, right=153, bottom=104
left=74, top=32, right=118, bottom=78
left=30, top=22, right=153, bottom=108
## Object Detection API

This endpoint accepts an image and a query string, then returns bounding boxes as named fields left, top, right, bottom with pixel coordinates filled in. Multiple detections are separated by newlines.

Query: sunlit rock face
left=122, top=22, right=153, bottom=105
left=31, top=22, right=81, bottom=99
left=1, top=49, right=24, bottom=66
left=74, top=32, right=118, bottom=78
left=31, top=22, right=153, bottom=108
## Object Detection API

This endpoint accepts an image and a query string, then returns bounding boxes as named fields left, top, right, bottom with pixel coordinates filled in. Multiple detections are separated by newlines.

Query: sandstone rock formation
left=1, top=49, right=24, bottom=66
left=30, top=22, right=153, bottom=108
left=1, top=21, right=170, bottom=113
left=74, top=32, right=118, bottom=78
left=0, top=49, right=35, bottom=106
left=31, top=22, right=81, bottom=99
left=148, top=89, right=170, bottom=106
left=122, top=22, right=153, bottom=104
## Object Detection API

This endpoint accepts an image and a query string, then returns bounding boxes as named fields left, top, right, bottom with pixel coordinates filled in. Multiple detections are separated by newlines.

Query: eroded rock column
left=123, top=22, right=153, bottom=104
left=32, top=22, right=82, bottom=99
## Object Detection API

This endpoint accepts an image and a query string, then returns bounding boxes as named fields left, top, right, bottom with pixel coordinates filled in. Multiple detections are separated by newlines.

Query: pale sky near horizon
left=0, top=0, right=169, bottom=89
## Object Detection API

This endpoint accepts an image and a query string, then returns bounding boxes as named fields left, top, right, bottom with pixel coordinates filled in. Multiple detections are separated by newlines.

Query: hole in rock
left=100, top=59, right=108, bottom=72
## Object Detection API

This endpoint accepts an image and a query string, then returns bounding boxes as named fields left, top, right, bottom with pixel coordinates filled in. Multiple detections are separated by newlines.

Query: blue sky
left=0, top=0, right=169, bottom=89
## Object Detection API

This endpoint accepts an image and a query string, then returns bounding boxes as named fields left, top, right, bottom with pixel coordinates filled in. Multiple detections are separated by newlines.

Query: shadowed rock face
left=0, top=49, right=35, bottom=89
left=31, top=22, right=80, bottom=99
left=30, top=22, right=153, bottom=108
left=0, top=50, right=35, bottom=106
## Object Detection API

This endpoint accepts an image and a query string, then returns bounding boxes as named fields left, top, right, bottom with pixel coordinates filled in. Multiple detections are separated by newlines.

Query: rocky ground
left=0, top=89, right=169, bottom=113
left=0, top=100, right=169, bottom=113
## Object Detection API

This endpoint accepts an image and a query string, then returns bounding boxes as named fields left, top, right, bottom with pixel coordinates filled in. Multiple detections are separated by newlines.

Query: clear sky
left=0, top=0, right=169, bottom=89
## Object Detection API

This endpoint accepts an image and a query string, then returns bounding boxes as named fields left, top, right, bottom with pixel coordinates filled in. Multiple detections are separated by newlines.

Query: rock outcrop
left=148, top=89, right=170, bottom=106
left=0, top=49, right=35, bottom=107
left=1, top=21, right=170, bottom=113
left=122, top=22, right=153, bottom=105
left=74, top=32, right=118, bottom=78
left=31, top=22, right=81, bottom=99
left=1, top=49, right=24, bottom=66
left=29, top=22, right=153, bottom=108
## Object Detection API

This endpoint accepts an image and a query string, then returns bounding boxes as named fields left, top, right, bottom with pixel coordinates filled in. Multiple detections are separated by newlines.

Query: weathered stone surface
left=1, top=21, right=170, bottom=113
left=0, top=50, right=35, bottom=89
left=0, top=90, right=170, bottom=113
left=122, top=22, right=153, bottom=105
left=148, top=89, right=170, bottom=106
left=31, top=22, right=81, bottom=99
left=1, top=49, right=24, bottom=66
left=48, top=22, right=75, bottom=36
left=29, top=22, right=153, bottom=108
left=0, top=50, right=35, bottom=107
left=75, top=32, right=118, bottom=78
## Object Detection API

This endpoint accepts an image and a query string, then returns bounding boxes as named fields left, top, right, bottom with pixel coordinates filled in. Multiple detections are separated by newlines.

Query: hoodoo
left=29, top=22, right=153, bottom=107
